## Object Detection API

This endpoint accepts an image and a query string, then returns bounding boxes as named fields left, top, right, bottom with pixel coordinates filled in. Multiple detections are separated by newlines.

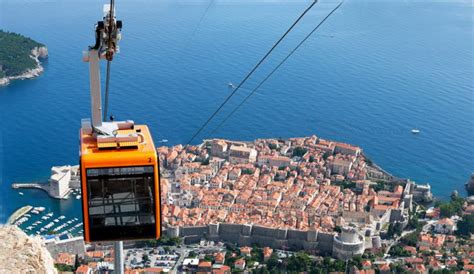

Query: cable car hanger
left=80, top=0, right=162, bottom=243
left=82, top=0, right=129, bottom=141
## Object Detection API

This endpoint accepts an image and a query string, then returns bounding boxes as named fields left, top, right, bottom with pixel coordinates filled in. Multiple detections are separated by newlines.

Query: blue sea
left=0, top=0, right=472, bottom=224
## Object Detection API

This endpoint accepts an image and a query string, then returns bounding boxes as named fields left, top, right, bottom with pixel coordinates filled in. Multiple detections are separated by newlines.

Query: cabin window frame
left=84, top=165, right=158, bottom=241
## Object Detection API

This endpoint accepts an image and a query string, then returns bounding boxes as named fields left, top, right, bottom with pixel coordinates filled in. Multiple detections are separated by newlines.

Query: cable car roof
left=80, top=125, right=157, bottom=168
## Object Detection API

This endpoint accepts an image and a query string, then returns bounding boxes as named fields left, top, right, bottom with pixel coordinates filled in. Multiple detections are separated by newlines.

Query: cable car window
left=86, top=165, right=156, bottom=241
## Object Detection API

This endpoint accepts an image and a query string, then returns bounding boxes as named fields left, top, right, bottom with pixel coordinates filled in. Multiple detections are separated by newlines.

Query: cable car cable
left=208, top=1, right=344, bottom=137
left=190, top=0, right=215, bottom=39
left=104, top=0, right=115, bottom=121
left=187, top=0, right=318, bottom=144
left=104, top=61, right=112, bottom=121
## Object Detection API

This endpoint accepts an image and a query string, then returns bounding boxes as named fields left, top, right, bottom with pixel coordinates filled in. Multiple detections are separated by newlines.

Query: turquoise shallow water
left=0, top=0, right=473, bottom=223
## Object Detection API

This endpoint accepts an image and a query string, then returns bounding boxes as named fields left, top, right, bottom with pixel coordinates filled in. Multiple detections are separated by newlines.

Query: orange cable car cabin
left=80, top=124, right=162, bottom=242
left=79, top=3, right=161, bottom=243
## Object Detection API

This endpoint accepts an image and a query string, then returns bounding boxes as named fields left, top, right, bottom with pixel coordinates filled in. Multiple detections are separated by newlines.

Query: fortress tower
left=332, top=226, right=365, bottom=260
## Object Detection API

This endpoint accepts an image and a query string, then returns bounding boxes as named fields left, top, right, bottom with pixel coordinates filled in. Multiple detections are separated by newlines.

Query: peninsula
left=0, top=30, right=48, bottom=86
left=7, top=136, right=474, bottom=273
left=158, top=137, right=436, bottom=258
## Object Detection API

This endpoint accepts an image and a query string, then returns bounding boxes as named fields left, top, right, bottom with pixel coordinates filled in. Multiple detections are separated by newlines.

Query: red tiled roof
left=76, top=265, right=90, bottom=274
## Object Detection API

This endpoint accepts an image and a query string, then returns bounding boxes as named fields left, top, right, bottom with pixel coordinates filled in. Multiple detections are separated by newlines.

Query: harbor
left=11, top=165, right=80, bottom=200
left=7, top=204, right=83, bottom=239
left=7, top=165, right=84, bottom=240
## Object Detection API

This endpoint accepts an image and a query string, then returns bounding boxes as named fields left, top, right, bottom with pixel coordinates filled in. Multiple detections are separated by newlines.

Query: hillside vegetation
left=0, top=30, right=44, bottom=78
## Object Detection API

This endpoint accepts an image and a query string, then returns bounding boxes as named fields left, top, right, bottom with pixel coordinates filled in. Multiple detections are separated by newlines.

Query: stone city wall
left=167, top=223, right=335, bottom=254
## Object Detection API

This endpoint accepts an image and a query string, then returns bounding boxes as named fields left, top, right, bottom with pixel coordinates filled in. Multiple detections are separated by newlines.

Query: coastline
left=0, top=46, right=48, bottom=87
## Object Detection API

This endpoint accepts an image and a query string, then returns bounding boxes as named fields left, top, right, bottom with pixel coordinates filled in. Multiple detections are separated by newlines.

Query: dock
left=7, top=205, right=32, bottom=224
left=12, top=182, right=49, bottom=193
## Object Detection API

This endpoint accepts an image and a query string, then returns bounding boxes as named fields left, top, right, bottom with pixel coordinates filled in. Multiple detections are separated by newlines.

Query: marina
left=7, top=204, right=83, bottom=239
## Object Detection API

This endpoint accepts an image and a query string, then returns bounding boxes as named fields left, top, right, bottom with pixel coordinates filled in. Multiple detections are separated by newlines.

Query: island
left=0, top=30, right=48, bottom=86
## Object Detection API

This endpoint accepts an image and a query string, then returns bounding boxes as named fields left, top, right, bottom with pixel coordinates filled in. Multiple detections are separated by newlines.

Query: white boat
left=76, top=195, right=81, bottom=200
left=19, top=192, right=24, bottom=196
left=59, top=216, right=66, bottom=220
left=46, top=213, right=53, bottom=217
left=35, top=207, right=45, bottom=212
left=411, top=128, right=420, bottom=134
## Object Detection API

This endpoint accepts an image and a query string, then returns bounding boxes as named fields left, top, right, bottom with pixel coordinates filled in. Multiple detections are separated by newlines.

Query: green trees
left=385, top=223, right=402, bottom=238
left=250, top=246, right=264, bottom=264
left=310, top=257, right=346, bottom=273
left=372, top=181, right=387, bottom=192
left=438, top=197, right=464, bottom=218
left=439, top=203, right=455, bottom=218
left=144, top=236, right=181, bottom=247
left=268, top=143, right=278, bottom=150
left=0, top=30, right=44, bottom=77
left=292, top=147, right=307, bottom=157
left=322, top=151, right=332, bottom=160
left=390, top=263, right=409, bottom=273
left=257, top=252, right=353, bottom=273
left=333, top=180, right=356, bottom=190
left=456, top=214, right=474, bottom=237
left=202, top=158, right=210, bottom=165
left=287, top=252, right=312, bottom=272
left=388, top=245, right=411, bottom=257
left=400, top=230, right=419, bottom=247
left=242, top=169, right=254, bottom=175
left=54, top=264, right=74, bottom=272
left=266, top=253, right=280, bottom=271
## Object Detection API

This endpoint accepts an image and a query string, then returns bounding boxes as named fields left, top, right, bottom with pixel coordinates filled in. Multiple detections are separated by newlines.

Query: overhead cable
left=208, top=1, right=344, bottom=136
left=187, top=0, right=318, bottom=144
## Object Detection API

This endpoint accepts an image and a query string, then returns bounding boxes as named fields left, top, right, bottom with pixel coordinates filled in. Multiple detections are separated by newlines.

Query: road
left=384, top=229, right=415, bottom=257
left=384, top=219, right=436, bottom=257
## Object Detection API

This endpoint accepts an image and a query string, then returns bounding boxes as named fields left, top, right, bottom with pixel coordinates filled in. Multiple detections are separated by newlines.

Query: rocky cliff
left=0, top=225, right=57, bottom=273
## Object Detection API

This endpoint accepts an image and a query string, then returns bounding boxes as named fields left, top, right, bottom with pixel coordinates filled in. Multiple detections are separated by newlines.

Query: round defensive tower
left=332, top=226, right=365, bottom=260
left=340, top=226, right=359, bottom=243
